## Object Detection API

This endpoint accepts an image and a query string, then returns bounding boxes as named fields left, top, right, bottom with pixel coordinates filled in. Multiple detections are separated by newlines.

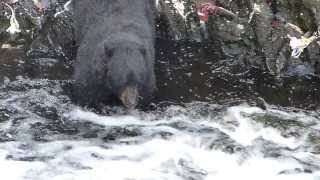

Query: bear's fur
left=72, top=0, right=156, bottom=108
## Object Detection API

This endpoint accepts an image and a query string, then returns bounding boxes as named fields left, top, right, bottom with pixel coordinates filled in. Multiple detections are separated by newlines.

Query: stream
left=0, top=38, right=319, bottom=180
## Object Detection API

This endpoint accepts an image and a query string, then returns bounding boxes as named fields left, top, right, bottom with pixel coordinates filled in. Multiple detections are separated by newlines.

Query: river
left=0, top=38, right=319, bottom=180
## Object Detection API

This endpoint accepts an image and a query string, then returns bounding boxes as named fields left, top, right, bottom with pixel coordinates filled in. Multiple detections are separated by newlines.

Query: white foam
left=0, top=148, right=44, bottom=180
left=202, top=106, right=301, bottom=148
left=0, top=105, right=319, bottom=179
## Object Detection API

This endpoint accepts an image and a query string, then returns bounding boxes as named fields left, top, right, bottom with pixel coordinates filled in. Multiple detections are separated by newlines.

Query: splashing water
left=0, top=24, right=319, bottom=179
left=0, top=79, right=319, bottom=180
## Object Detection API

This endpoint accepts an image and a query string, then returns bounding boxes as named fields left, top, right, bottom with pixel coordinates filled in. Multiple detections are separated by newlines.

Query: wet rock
left=1, top=0, right=320, bottom=77
left=0, top=0, right=73, bottom=58
left=103, top=127, right=142, bottom=142
left=285, top=63, right=315, bottom=76
left=157, top=0, right=320, bottom=76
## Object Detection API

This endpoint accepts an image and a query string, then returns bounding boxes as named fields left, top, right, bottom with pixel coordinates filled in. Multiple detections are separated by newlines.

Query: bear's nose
left=119, top=86, right=139, bottom=109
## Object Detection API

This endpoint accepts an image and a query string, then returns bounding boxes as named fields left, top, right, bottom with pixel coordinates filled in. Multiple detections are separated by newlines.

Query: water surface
left=0, top=39, right=319, bottom=180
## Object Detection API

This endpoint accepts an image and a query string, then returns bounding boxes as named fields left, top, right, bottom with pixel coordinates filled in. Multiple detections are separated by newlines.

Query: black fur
left=72, top=0, right=156, bottom=107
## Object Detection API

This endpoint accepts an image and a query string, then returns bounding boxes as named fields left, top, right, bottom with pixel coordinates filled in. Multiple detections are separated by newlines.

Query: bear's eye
left=139, top=48, right=146, bottom=57
left=105, top=48, right=114, bottom=58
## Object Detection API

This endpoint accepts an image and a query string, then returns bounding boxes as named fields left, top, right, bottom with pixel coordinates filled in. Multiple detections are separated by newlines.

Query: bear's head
left=95, top=39, right=155, bottom=109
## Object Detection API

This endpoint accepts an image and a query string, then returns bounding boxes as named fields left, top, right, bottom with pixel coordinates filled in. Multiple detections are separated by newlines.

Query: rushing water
left=0, top=39, right=319, bottom=180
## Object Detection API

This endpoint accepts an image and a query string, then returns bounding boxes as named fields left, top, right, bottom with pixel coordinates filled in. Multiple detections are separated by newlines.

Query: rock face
left=0, top=0, right=319, bottom=77
left=159, top=0, right=320, bottom=76
left=0, top=0, right=73, bottom=59
left=72, top=0, right=156, bottom=109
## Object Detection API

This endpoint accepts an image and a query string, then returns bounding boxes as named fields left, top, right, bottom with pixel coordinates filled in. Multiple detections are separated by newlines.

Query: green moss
left=284, top=0, right=314, bottom=32
left=250, top=113, right=305, bottom=131
left=0, top=19, right=10, bottom=32
left=308, top=133, right=320, bottom=144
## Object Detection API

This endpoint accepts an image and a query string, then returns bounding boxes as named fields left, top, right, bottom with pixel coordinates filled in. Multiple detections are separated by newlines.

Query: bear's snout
left=106, top=46, right=148, bottom=107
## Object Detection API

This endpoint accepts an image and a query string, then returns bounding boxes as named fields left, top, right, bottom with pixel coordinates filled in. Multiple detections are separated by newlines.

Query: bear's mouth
left=119, top=86, right=139, bottom=109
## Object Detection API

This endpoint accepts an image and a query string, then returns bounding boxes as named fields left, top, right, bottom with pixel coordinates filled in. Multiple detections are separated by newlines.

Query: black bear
left=72, top=0, right=156, bottom=109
